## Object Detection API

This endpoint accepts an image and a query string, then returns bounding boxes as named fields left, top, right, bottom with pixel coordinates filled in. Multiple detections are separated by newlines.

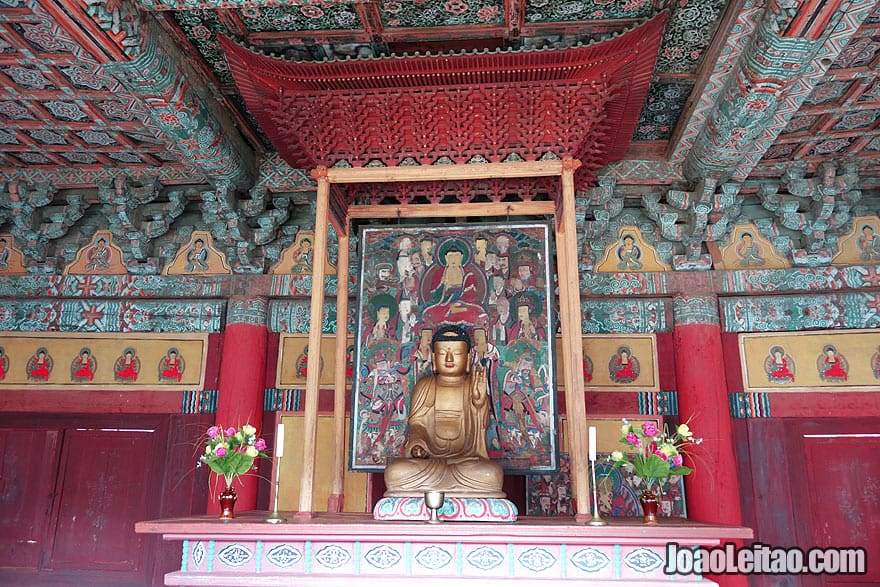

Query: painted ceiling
left=1, top=0, right=880, bottom=274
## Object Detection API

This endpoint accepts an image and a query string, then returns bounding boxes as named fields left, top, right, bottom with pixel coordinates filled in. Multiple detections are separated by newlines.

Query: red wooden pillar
left=207, top=296, right=269, bottom=514
left=673, top=294, right=746, bottom=587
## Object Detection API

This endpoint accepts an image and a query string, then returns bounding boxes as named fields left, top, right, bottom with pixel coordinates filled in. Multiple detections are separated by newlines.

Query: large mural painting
left=351, top=223, right=558, bottom=473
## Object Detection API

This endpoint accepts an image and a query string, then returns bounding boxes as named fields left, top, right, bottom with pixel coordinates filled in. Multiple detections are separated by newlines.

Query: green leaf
left=669, top=466, right=692, bottom=475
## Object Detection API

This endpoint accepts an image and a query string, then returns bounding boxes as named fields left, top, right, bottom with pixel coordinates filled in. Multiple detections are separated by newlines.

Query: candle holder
left=587, top=458, right=607, bottom=526
left=265, top=455, right=286, bottom=524
left=424, top=490, right=445, bottom=524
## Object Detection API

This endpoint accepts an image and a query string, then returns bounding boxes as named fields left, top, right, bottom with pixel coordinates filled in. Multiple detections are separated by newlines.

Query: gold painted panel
left=63, top=230, right=128, bottom=275
left=0, top=332, right=208, bottom=390
left=163, top=230, right=232, bottom=275
left=832, top=216, right=880, bottom=265
left=710, top=223, right=789, bottom=270
left=594, top=227, right=670, bottom=273
left=277, top=414, right=369, bottom=513
left=276, top=334, right=354, bottom=388
left=555, top=333, right=659, bottom=391
left=559, top=414, right=662, bottom=455
left=270, top=230, right=337, bottom=275
left=0, top=234, right=27, bottom=275
left=740, top=329, right=880, bottom=392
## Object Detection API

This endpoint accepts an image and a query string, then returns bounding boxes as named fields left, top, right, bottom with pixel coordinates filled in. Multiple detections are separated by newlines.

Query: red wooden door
left=738, top=418, right=878, bottom=587
left=48, top=428, right=162, bottom=574
left=0, top=428, right=60, bottom=568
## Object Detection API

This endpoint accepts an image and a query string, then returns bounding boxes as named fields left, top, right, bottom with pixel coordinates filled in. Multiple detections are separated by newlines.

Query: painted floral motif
left=76, top=130, right=117, bottom=145
left=95, top=99, right=136, bottom=121
left=0, top=129, right=20, bottom=144
left=175, top=10, right=234, bottom=85
left=0, top=100, right=35, bottom=120
left=28, top=129, right=67, bottom=145
left=634, top=82, right=693, bottom=141
left=858, top=78, right=880, bottom=102
left=866, top=136, right=880, bottom=151
left=831, top=35, right=880, bottom=69
left=43, top=101, right=88, bottom=121
left=804, top=80, right=851, bottom=105
left=809, top=137, right=853, bottom=155
left=525, top=0, right=652, bottom=23
left=381, top=0, right=503, bottom=27
left=832, top=109, right=880, bottom=131
left=62, top=151, right=98, bottom=164
left=14, top=152, right=50, bottom=163
left=108, top=152, right=143, bottom=163
left=655, top=0, right=725, bottom=74
left=761, top=142, right=796, bottom=160
left=3, top=66, right=54, bottom=90
left=58, top=65, right=112, bottom=91
left=16, top=22, right=75, bottom=53
left=782, top=115, right=818, bottom=134
left=242, top=5, right=358, bottom=31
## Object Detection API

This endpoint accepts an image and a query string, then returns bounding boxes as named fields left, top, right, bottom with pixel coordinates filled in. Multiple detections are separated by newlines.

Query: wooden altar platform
left=136, top=512, right=753, bottom=586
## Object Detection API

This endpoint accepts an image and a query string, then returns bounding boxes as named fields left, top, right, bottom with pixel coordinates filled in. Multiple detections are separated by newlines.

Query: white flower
left=611, top=450, right=625, bottom=461
left=677, top=423, right=694, bottom=438
left=242, top=424, right=256, bottom=436
left=245, top=445, right=259, bottom=458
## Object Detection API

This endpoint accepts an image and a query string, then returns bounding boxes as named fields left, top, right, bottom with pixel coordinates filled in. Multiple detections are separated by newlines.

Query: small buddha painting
left=114, top=348, right=140, bottom=383
left=0, top=235, right=26, bottom=274
left=764, top=345, right=795, bottom=384
left=27, top=347, right=53, bottom=381
left=609, top=346, right=640, bottom=383
left=735, top=232, right=766, bottom=267
left=270, top=229, right=336, bottom=275
left=163, top=231, right=231, bottom=275
left=594, top=227, right=670, bottom=273
left=583, top=352, right=593, bottom=383
left=830, top=216, right=880, bottom=265
left=70, top=348, right=97, bottom=382
left=294, top=344, right=324, bottom=379
left=817, top=345, right=848, bottom=382
left=872, top=346, right=880, bottom=380
left=158, top=348, right=185, bottom=382
left=616, top=234, right=642, bottom=270
left=0, top=347, right=8, bottom=380
left=64, top=230, right=128, bottom=275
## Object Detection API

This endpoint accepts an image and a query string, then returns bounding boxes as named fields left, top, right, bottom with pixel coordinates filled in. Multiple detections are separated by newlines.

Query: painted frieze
left=351, top=222, right=558, bottom=473
left=739, top=329, right=880, bottom=392
left=163, top=230, right=231, bottom=275
left=580, top=298, right=670, bottom=333
left=0, top=332, right=208, bottom=390
left=721, top=293, right=880, bottom=332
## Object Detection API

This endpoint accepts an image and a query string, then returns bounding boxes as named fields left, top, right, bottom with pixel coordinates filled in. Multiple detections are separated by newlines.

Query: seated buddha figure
left=384, top=325, right=505, bottom=498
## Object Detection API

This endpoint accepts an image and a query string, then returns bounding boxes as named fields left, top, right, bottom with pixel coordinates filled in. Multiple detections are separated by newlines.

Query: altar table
left=136, top=512, right=753, bottom=586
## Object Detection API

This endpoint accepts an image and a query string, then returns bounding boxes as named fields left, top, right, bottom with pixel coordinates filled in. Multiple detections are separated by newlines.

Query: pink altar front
left=136, top=512, right=752, bottom=586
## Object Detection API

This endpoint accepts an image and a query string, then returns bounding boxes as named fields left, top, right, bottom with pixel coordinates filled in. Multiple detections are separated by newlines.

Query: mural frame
left=350, top=221, right=558, bottom=473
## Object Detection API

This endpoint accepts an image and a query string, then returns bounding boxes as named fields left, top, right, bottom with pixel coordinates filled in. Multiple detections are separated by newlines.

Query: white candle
left=275, top=423, right=285, bottom=458
left=588, top=426, right=597, bottom=462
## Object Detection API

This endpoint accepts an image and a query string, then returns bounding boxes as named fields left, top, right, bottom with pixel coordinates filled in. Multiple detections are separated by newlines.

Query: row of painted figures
left=765, top=344, right=880, bottom=383
left=0, top=347, right=185, bottom=383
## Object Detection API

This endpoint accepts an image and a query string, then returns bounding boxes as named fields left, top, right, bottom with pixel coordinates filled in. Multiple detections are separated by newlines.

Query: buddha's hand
left=470, top=363, right=487, bottom=404
left=411, top=445, right=428, bottom=459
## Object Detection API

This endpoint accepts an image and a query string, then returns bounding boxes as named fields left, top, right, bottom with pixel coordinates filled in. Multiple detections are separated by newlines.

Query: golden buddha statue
left=384, top=325, right=505, bottom=498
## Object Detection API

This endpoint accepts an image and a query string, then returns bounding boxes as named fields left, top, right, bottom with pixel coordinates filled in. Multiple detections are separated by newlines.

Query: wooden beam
left=296, top=172, right=331, bottom=518
left=328, top=230, right=350, bottom=513
left=326, top=160, right=564, bottom=184
left=347, top=201, right=556, bottom=220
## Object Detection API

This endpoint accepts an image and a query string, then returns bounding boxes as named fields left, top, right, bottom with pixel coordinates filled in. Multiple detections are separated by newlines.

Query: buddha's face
left=445, top=250, right=463, bottom=269
left=517, top=305, right=530, bottom=322
left=377, top=306, right=390, bottom=323
left=433, top=340, right=469, bottom=377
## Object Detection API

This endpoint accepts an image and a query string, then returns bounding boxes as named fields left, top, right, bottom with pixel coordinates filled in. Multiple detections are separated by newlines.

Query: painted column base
left=373, top=496, right=518, bottom=522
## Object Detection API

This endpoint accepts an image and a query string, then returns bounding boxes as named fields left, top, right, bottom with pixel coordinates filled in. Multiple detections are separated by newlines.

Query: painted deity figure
left=858, top=225, right=880, bottom=261
left=290, top=237, right=314, bottom=273
left=383, top=326, right=505, bottom=497
left=0, top=347, right=7, bottom=380
left=28, top=348, right=51, bottom=381
left=72, top=348, right=95, bottom=381
left=818, top=345, right=848, bottom=382
left=0, top=238, right=9, bottom=271
left=186, top=239, right=210, bottom=272
left=115, top=349, right=139, bottom=382
left=160, top=349, right=183, bottom=382
left=766, top=346, right=795, bottom=383
left=362, top=352, right=407, bottom=456
left=85, top=238, right=110, bottom=271
left=610, top=347, right=639, bottom=383
left=616, top=235, right=642, bottom=270
left=736, top=233, right=766, bottom=267
left=420, top=242, right=487, bottom=326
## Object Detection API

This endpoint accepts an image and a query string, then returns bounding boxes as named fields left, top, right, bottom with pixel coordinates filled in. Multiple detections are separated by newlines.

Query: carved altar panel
left=351, top=222, right=558, bottom=473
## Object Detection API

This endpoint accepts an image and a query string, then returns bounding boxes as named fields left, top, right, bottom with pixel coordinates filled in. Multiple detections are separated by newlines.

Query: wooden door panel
left=0, top=428, right=59, bottom=569
left=49, top=428, right=158, bottom=572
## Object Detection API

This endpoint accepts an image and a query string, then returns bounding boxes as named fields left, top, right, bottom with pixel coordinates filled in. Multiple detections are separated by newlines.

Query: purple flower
left=626, top=432, right=642, bottom=446
left=255, top=438, right=266, bottom=451
left=671, top=455, right=683, bottom=467
left=642, top=422, right=658, bottom=437
left=215, top=446, right=227, bottom=457
left=225, top=427, right=236, bottom=436
left=207, top=426, right=221, bottom=438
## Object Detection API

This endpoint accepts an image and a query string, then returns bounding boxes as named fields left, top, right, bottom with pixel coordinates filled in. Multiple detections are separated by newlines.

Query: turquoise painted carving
left=672, top=294, right=720, bottom=326
left=721, top=292, right=880, bottom=332
left=581, top=299, right=670, bottom=333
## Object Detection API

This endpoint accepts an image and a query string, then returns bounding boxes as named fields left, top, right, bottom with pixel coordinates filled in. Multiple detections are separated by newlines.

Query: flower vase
left=219, top=485, right=237, bottom=520
left=639, top=488, right=660, bottom=525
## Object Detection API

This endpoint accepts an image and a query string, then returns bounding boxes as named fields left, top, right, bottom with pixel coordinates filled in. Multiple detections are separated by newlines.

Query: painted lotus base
left=373, top=496, right=518, bottom=522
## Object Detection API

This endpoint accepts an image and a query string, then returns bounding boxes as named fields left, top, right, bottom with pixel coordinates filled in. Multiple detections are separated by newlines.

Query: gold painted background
left=740, top=329, right=880, bottom=392
left=0, top=332, right=208, bottom=390
left=555, top=334, right=659, bottom=390
left=276, top=334, right=353, bottom=387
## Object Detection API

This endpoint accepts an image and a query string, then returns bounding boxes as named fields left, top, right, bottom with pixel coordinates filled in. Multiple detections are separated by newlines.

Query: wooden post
left=297, top=168, right=331, bottom=517
left=328, top=229, right=349, bottom=513
left=556, top=158, right=590, bottom=520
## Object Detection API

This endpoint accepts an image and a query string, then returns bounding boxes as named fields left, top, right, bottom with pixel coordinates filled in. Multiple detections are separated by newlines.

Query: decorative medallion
left=265, top=544, right=302, bottom=568
left=414, top=545, right=453, bottom=570
left=363, top=544, right=401, bottom=569
left=518, top=546, right=556, bottom=572
left=465, top=545, right=504, bottom=571
left=623, top=547, right=664, bottom=573
left=569, top=547, right=611, bottom=573
left=216, top=543, right=253, bottom=567
left=313, top=544, right=351, bottom=569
